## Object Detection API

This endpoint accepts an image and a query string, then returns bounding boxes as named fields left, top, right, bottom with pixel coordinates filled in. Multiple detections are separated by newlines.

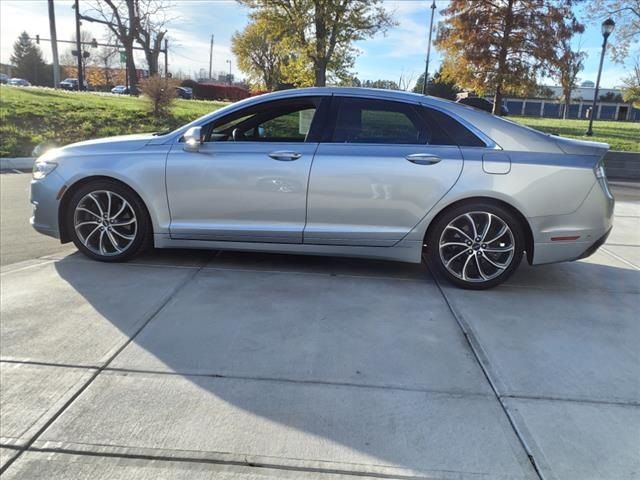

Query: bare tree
left=80, top=1, right=139, bottom=92
left=551, top=38, right=585, bottom=119
left=132, top=0, right=173, bottom=76
left=91, top=33, right=120, bottom=86
left=60, top=30, right=93, bottom=73
left=397, top=70, right=415, bottom=92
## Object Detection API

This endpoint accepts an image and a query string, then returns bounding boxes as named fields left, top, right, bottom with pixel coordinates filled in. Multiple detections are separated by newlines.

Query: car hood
left=57, top=133, right=158, bottom=154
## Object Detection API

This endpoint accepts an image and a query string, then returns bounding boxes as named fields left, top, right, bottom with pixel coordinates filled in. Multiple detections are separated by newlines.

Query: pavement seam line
left=600, top=246, right=640, bottom=270
left=99, top=366, right=494, bottom=398
left=17, top=445, right=493, bottom=480
left=0, top=264, right=204, bottom=475
left=7, top=358, right=637, bottom=407
left=424, top=258, right=544, bottom=480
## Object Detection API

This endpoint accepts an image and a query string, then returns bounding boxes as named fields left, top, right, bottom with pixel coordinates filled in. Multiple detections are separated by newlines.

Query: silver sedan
left=30, top=87, right=614, bottom=288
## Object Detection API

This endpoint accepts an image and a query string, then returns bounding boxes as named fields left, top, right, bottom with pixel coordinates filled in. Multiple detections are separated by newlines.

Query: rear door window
left=330, top=98, right=428, bottom=144
left=420, top=107, right=487, bottom=147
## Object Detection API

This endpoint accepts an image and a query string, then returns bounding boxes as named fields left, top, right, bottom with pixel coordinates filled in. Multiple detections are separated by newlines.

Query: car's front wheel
left=426, top=202, right=525, bottom=289
left=66, top=180, right=150, bottom=262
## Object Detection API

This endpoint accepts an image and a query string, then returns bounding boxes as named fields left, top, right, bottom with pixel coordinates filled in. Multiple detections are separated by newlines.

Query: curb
left=0, top=157, right=35, bottom=170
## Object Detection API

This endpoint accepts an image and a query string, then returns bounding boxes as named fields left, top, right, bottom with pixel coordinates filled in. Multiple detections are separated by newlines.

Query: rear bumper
left=576, top=227, right=612, bottom=260
left=530, top=180, right=614, bottom=265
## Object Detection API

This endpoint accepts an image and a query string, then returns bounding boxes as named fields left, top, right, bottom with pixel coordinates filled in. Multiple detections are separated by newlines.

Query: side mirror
left=183, top=126, right=202, bottom=152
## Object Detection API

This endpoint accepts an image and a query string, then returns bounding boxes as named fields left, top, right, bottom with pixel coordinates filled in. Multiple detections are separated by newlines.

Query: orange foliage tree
left=436, top=0, right=583, bottom=115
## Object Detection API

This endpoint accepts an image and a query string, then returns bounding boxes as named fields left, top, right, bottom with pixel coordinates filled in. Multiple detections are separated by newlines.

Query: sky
left=0, top=0, right=634, bottom=89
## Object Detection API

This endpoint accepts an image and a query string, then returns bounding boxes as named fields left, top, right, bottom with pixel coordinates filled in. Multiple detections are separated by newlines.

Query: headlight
left=32, top=160, right=58, bottom=179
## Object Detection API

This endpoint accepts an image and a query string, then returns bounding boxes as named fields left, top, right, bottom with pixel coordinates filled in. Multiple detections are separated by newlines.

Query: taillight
left=594, top=158, right=613, bottom=198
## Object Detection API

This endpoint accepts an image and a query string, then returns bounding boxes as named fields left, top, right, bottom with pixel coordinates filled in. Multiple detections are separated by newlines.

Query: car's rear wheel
left=426, top=202, right=524, bottom=289
left=66, top=180, right=150, bottom=262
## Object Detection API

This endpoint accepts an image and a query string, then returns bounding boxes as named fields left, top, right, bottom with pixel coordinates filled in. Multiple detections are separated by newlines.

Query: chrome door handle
left=405, top=153, right=442, bottom=165
left=269, top=151, right=302, bottom=161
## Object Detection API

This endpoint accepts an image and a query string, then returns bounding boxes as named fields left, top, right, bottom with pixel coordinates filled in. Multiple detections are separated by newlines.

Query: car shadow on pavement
left=43, top=247, right=638, bottom=476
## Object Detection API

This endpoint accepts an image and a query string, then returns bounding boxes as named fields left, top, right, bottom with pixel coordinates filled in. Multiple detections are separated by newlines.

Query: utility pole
left=421, top=0, right=436, bottom=95
left=48, top=0, right=60, bottom=88
left=73, top=0, right=84, bottom=91
left=208, top=34, right=214, bottom=80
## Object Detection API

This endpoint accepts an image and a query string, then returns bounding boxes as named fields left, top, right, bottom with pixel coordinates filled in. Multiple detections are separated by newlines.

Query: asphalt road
left=0, top=173, right=73, bottom=266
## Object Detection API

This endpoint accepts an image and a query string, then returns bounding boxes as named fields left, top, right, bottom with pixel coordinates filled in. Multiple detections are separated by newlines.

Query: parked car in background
left=0, top=73, right=9, bottom=84
left=60, top=78, right=89, bottom=91
left=29, top=87, right=613, bottom=289
left=111, top=85, right=130, bottom=95
left=176, top=86, right=193, bottom=99
left=457, top=96, right=509, bottom=116
left=8, top=78, right=31, bottom=87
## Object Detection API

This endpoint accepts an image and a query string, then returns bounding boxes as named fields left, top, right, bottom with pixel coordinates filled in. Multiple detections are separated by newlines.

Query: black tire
left=426, top=201, right=525, bottom=289
left=65, top=179, right=151, bottom=262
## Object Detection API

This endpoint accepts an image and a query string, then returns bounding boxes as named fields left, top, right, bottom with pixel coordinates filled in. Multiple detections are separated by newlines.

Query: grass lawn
left=512, top=116, right=639, bottom=152
left=0, top=85, right=227, bottom=157
left=1, top=86, right=638, bottom=156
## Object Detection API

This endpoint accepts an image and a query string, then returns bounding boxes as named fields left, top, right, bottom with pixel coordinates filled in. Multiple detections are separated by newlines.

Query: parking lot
left=0, top=172, right=638, bottom=479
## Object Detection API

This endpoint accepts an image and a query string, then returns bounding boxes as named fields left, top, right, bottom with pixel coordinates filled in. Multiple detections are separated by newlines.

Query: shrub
left=138, top=75, right=180, bottom=117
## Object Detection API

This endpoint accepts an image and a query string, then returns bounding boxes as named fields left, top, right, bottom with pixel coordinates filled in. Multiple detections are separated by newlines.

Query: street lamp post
left=586, top=18, right=615, bottom=137
left=421, top=0, right=437, bottom=96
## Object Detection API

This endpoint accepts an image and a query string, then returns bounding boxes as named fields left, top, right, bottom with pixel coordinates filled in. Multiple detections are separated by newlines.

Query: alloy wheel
left=438, top=211, right=515, bottom=283
left=73, top=190, right=138, bottom=256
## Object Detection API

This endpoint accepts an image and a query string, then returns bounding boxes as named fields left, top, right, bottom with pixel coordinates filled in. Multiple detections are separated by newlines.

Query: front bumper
left=30, top=171, right=65, bottom=239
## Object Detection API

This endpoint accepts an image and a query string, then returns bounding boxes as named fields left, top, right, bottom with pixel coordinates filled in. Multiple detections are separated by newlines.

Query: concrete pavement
left=0, top=177, right=638, bottom=479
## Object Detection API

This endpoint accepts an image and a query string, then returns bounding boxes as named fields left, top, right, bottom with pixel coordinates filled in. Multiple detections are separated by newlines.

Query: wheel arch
left=423, top=196, right=534, bottom=265
left=58, top=175, right=152, bottom=244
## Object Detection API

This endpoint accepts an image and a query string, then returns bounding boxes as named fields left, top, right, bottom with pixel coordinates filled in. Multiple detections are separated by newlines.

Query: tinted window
left=331, top=98, right=427, bottom=144
left=421, top=107, right=487, bottom=147
left=205, top=99, right=319, bottom=143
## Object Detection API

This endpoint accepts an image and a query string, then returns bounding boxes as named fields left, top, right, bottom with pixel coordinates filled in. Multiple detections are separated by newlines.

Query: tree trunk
left=124, top=42, right=137, bottom=94
left=313, top=0, right=327, bottom=87
left=493, top=85, right=503, bottom=117
left=314, top=64, right=327, bottom=87
left=493, top=0, right=515, bottom=116
left=563, top=88, right=571, bottom=120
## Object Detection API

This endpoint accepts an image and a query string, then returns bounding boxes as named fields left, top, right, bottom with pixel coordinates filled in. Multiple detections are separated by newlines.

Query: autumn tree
left=622, top=57, right=640, bottom=108
left=550, top=38, right=585, bottom=119
left=239, top=0, right=395, bottom=87
left=586, top=0, right=639, bottom=62
left=436, top=0, right=583, bottom=115
left=232, top=17, right=284, bottom=90
left=10, top=32, right=52, bottom=85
